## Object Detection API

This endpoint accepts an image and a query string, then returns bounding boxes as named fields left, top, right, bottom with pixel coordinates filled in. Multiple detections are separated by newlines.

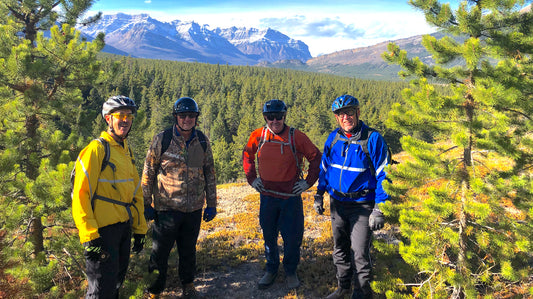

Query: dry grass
left=189, top=183, right=338, bottom=298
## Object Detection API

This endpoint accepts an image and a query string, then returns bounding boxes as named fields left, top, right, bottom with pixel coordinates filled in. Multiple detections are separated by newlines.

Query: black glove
left=251, top=178, right=265, bottom=193
left=313, top=194, right=324, bottom=215
left=292, top=180, right=310, bottom=195
left=83, top=237, right=108, bottom=262
left=144, top=205, right=156, bottom=221
left=369, top=205, right=385, bottom=231
left=203, top=207, right=217, bottom=222
left=132, top=234, right=145, bottom=254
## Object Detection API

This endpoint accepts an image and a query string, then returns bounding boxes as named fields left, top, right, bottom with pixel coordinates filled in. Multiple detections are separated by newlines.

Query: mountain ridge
left=77, top=13, right=312, bottom=65
left=78, top=13, right=445, bottom=80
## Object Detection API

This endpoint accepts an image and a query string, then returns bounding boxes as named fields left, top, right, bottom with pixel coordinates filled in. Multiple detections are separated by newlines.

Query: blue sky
left=87, top=0, right=459, bottom=56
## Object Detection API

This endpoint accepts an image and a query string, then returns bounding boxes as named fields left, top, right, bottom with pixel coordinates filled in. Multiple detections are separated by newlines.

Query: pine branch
left=62, top=248, right=87, bottom=278
left=499, top=107, right=531, bottom=120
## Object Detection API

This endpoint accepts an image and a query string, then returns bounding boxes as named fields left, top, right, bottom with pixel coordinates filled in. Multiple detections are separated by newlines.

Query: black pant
left=148, top=209, right=202, bottom=293
left=85, top=221, right=131, bottom=299
left=330, top=199, right=373, bottom=297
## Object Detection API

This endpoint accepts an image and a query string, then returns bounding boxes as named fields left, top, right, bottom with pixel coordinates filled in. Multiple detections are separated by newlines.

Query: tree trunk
left=29, top=217, right=44, bottom=257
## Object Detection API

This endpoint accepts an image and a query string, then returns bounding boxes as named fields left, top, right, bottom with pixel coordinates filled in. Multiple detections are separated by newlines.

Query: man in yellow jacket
left=72, top=95, right=148, bottom=298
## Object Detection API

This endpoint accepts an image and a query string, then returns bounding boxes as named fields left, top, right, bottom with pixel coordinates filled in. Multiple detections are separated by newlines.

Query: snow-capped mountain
left=77, top=13, right=312, bottom=65
left=215, top=27, right=311, bottom=63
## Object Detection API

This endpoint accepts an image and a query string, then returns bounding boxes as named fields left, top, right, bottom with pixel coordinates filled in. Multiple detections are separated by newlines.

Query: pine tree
left=0, top=0, right=103, bottom=294
left=379, top=1, right=533, bottom=297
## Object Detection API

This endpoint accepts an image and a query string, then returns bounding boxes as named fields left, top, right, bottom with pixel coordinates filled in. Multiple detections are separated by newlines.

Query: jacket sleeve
left=132, top=152, right=148, bottom=235
left=72, top=140, right=105, bottom=244
left=242, top=129, right=260, bottom=185
left=294, top=130, right=321, bottom=186
left=203, top=138, right=217, bottom=208
left=369, top=132, right=389, bottom=204
left=141, top=133, right=162, bottom=207
left=316, top=132, right=335, bottom=195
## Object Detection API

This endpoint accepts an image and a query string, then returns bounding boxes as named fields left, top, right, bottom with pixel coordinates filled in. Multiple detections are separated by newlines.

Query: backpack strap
left=355, top=127, right=376, bottom=177
left=257, top=127, right=268, bottom=152
left=287, top=127, right=302, bottom=179
left=96, top=137, right=112, bottom=172
left=196, top=129, right=208, bottom=152
left=161, top=127, right=173, bottom=156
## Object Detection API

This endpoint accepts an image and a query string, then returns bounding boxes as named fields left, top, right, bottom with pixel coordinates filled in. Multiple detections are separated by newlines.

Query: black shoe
left=183, top=283, right=199, bottom=299
left=286, top=274, right=300, bottom=289
left=147, top=278, right=165, bottom=296
left=351, top=288, right=373, bottom=299
left=258, top=272, right=277, bottom=289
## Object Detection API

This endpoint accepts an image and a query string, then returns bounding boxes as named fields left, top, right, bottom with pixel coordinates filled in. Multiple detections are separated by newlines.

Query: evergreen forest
left=1, top=0, right=532, bottom=298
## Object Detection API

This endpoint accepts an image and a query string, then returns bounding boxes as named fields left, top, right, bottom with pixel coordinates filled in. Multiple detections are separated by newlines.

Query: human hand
left=313, top=194, right=324, bottom=215
left=292, top=180, right=310, bottom=195
left=132, top=234, right=145, bottom=254
left=144, top=205, right=156, bottom=221
left=251, top=178, right=265, bottom=193
left=203, top=207, right=217, bottom=222
left=83, top=238, right=108, bottom=262
left=369, top=206, right=385, bottom=231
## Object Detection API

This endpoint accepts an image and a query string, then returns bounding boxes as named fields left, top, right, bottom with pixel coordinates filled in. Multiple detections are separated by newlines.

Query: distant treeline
left=80, top=55, right=409, bottom=183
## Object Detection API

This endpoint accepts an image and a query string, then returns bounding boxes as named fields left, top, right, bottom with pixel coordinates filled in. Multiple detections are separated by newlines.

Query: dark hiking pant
left=330, top=199, right=373, bottom=298
left=86, top=221, right=131, bottom=299
left=148, top=209, right=202, bottom=294
left=259, top=194, right=304, bottom=275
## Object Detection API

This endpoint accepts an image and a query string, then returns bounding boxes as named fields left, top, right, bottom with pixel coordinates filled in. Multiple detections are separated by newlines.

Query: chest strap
left=92, top=195, right=139, bottom=225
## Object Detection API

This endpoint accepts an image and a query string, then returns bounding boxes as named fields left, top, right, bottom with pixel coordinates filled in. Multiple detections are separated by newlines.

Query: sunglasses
left=265, top=113, right=285, bottom=121
left=110, top=113, right=135, bottom=121
left=335, top=109, right=357, bottom=117
left=177, top=113, right=198, bottom=119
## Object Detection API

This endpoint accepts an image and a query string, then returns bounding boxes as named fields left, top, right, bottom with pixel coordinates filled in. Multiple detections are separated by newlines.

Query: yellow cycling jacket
left=72, top=131, right=147, bottom=244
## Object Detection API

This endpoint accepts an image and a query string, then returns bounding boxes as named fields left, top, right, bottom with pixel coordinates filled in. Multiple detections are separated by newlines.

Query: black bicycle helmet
left=173, top=97, right=199, bottom=115
left=331, top=94, right=359, bottom=113
left=263, top=99, right=287, bottom=114
left=102, top=95, right=137, bottom=119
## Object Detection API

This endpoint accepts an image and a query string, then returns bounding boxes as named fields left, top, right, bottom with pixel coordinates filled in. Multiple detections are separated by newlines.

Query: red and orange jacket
left=243, top=125, right=321, bottom=198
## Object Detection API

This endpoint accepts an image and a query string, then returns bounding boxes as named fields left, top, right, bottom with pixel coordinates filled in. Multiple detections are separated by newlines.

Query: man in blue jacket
left=314, top=94, right=389, bottom=299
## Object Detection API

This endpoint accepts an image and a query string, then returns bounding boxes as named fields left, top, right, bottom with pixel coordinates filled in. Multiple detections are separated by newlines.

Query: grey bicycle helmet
left=102, top=95, right=138, bottom=119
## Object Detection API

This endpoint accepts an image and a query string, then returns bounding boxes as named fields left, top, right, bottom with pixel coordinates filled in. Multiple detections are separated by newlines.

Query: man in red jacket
left=243, top=99, right=321, bottom=290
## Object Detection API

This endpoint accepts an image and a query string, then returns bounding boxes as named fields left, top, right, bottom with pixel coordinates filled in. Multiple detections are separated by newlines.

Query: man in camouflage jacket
left=141, top=97, right=217, bottom=298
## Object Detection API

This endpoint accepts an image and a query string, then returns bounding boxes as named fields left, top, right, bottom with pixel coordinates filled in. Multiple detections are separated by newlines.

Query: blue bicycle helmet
left=263, top=99, right=287, bottom=114
left=331, top=94, right=359, bottom=113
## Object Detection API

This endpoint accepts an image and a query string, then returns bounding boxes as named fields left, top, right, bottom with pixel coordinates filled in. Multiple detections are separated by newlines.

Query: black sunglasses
left=265, top=113, right=285, bottom=121
left=177, top=112, right=198, bottom=119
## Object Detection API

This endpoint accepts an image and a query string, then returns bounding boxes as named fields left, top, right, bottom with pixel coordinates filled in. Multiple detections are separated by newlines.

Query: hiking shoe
left=147, top=277, right=165, bottom=295
left=286, top=274, right=300, bottom=289
left=182, top=283, right=198, bottom=299
left=258, top=272, right=277, bottom=289
left=326, top=286, right=351, bottom=299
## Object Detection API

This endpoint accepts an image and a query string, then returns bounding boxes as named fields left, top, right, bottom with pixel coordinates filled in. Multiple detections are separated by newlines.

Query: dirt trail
left=151, top=183, right=321, bottom=299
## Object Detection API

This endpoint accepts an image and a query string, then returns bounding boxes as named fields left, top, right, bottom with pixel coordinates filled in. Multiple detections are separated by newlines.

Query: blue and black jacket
left=317, top=121, right=389, bottom=204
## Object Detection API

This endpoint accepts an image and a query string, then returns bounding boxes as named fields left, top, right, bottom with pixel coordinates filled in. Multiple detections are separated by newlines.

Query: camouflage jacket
left=142, top=127, right=217, bottom=212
